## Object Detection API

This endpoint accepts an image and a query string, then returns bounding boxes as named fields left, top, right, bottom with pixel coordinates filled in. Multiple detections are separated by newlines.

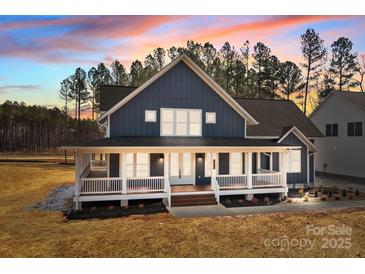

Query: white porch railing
left=80, top=177, right=123, bottom=194
left=252, top=172, right=282, bottom=188
left=216, top=174, right=248, bottom=189
left=127, top=177, right=165, bottom=193
left=211, top=176, right=220, bottom=203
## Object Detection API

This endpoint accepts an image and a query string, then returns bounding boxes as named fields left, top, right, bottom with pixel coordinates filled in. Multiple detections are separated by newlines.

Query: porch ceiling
left=62, top=136, right=299, bottom=153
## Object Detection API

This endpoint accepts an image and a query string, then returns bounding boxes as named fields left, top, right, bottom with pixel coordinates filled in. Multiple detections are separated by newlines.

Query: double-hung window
left=287, top=149, right=301, bottom=173
left=347, top=122, right=362, bottom=136
left=161, top=108, right=202, bottom=136
left=126, top=153, right=149, bottom=178
left=325, top=123, right=338, bottom=137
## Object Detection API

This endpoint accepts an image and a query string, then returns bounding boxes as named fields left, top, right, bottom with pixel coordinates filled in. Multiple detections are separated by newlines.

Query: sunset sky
left=0, top=15, right=364, bottom=108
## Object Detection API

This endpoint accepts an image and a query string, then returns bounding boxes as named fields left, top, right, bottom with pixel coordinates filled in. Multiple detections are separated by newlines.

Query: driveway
left=168, top=200, right=365, bottom=218
left=316, top=175, right=365, bottom=192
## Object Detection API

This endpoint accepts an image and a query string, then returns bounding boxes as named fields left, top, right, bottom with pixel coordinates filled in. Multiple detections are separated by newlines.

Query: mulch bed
left=64, top=200, right=168, bottom=220
left=221, top=194, right=284, bottom=208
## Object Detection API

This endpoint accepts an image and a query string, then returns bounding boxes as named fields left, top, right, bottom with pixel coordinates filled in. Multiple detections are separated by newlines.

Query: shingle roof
left=234, top=98, right=323, bottom=138
left=70, top=136, right=295, bottom=147
left=99, top=85, right=136, bottom=112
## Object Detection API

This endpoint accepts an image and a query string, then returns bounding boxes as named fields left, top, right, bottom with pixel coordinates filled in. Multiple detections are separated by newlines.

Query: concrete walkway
left=168, top=200, right=365, bottom=218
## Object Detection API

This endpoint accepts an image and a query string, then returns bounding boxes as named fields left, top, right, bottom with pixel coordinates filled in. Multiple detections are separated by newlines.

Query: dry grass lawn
left=0, top=162, right=364, bottom=258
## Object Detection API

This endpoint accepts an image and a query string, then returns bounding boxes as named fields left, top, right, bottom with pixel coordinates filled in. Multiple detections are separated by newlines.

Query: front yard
left=0, top=160, right=364, bottom=257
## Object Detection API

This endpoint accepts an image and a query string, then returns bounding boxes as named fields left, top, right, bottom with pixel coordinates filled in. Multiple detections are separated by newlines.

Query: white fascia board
left=98, top=55, right=258, bottom=125
left=277, top=126, right=319, bottom=152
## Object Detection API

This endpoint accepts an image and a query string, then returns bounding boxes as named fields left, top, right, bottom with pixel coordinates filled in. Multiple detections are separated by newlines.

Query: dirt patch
left=30, top=185, right=74, bottom=211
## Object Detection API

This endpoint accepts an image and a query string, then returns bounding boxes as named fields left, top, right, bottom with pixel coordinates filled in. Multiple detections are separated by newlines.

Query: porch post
left=269, top=152, right=273, bottom=171
left=106, top=153, right=110, bottom=178
left=163, top=153, right=169, bottom=192
left=256, top=152, right=261, bottom=172
left=246, top=152, right=252, bottom=189
left=74, top=152, right=81, bottom=210
left=280, top=151, right=288, bottom=188
left=121, top=153, right=127, bottom=194
left=211, top=152, right=218, bottom=190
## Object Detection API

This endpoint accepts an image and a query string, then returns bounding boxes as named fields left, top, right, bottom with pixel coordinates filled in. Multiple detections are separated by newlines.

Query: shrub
left=138, top=203, right=144, bottom=208
left=264, top=196, right=270, bottom=205
left=298, top=188, right=305, bottom=198
left=332, top=185, right=338, bottom=193
left=314, top=190, right=319, bottom=197
left=320, top=196, right=327, bottom=201
left=334, top=195, right=340, bottom=200
left=342, top=189, right=347, bottom=197
left=328, top=191, right=332, bottom=198
left=355, top=189, right=360, bottom=196
left=304, top=194, right=310, bottom=202
left=348, top=187, right=354, bottom=193
left=318, top=184, right=323, bottom=193
left=349, top=193, right=354, bottom=200
left=251, top=197, right=258, bottom=204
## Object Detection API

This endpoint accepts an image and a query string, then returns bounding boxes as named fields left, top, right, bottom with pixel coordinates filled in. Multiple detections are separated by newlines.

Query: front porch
left=73, top=149, right=289, bottom=209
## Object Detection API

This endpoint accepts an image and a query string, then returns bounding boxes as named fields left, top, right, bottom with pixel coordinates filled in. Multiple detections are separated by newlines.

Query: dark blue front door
left=195, top=153, right=210, bottom=185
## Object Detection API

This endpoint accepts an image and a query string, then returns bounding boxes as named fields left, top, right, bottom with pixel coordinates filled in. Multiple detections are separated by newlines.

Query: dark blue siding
left=280, top=133, right=307, bottom=184
left=272, top=152, right=279, bottom=172
left=252, top=153, right=257, bottom=173
left=150, top=154, right=164, bottom=177
left=110, top=62, right=245, bottom=137
left=260, top=153, right=270, bottom=170
left=309, top=154, right=314, bottom=183
left=109, top=154, right=119, bottom=177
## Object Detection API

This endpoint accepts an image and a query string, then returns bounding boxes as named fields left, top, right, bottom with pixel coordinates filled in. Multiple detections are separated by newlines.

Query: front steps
left=171, top=193, right=217, bottom=207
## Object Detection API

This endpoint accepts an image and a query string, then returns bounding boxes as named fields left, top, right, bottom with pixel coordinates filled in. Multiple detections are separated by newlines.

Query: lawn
left=0, top=161, right=364, bottom=257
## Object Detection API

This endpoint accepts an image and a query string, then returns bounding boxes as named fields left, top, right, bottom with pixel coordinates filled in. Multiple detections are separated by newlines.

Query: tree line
left=0, top=101, right=101, bottom=151
left=60, top=28, right=364, bottom=118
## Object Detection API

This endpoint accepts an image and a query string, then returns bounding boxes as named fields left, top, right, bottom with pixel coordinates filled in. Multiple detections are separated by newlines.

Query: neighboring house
left=310, top=91, right=365, bottom=179
left=64, top=55, right=322, bottom=209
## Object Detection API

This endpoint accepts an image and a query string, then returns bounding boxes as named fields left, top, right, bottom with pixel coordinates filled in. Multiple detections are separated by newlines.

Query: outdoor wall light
left=197, top=154, right=203, bottom=160
left=159, top=154, right=164, bottom=160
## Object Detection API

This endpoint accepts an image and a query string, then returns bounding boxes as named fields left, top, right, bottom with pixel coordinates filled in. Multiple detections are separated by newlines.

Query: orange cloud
left=194, top=15, right=352, bottom=41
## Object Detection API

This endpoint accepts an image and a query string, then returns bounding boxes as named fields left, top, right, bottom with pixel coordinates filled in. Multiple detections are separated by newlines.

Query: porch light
left=197, top=154, right=203, bottom=160
left=159, top=154, right=164, bottom=160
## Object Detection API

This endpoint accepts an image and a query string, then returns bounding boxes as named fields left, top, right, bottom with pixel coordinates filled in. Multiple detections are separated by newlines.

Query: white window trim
left=287, top=149, right=301, bottom=173
left=126, top=153, right=150, bottom=178
left=145, top=110, right=156, bottom=122
left=160, top=108, right=202, bottom=137
left=205, top=112, right=216, bottom=124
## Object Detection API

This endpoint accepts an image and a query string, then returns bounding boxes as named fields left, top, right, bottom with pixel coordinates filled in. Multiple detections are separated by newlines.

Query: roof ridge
left=233, top=97, right=292, bottom=102
left=100, top=84, right=138, bottom=88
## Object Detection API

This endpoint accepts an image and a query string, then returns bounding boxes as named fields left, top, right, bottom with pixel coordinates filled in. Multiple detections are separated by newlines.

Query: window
left=205, top=153, right=212, bottom=177
left=348, top=122, right=362, bottom=136
left=160, top=108, right=202, bottom=136
left=325, top=123, right=338, bottom=137
left=205, top=112, right=216, bottom=124
left=126, top=153, right=149, bottom=178
left=287, top=149, right=301, bottom=173
left=230, top=153, right=242, bottom=175
left=145, top=110, right=156, bottom=122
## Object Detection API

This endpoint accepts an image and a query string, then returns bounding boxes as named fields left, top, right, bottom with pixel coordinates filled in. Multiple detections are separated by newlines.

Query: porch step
left=171, top=194, right=217, bottom=207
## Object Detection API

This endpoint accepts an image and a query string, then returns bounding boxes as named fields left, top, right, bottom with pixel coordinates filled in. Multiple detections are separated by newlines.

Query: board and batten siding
left=110, top=62, right=245, bottom=137
left=280, top=132, right=308, bottom=184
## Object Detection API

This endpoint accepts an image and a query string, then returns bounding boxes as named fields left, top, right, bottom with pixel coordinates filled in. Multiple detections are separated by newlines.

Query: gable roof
left=235, top=98, right=323, bottom=138
left=277, top=126, right=319, bottom=152
left=310, top=91, right=365, bottom=118
left=99, top=85, right=137, bottom=112
left=98, top=55, right=258, bottom=125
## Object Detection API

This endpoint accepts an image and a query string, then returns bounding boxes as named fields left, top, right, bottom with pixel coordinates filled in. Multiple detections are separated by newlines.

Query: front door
left=195, top=153, right=209, bottom=185
left=169, top=153, right=194, bottom=185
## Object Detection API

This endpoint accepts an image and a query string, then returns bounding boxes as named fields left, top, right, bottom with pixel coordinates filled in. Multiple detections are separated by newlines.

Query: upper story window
left=348, top=122, right=362, bottom=136
left=205, top=112, right=216, bottom=124
left=160, top=108, right=202, bottom=136
left=145, top=110, right=156, bottom=122
left=325, top=123, right=338, bottom=137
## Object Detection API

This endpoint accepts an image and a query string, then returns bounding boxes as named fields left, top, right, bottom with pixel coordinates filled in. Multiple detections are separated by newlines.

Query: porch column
left=246, top=152, right=252, bottom=189
left=163, top=153, right=169, bottom=192
left=280, top=151, right=288, bottom=188
left=256, top=152, right=261, bottom=172
left=121, top=153, right=127, bottom=194
left=106, top=153, right=110, bottom=177
left=211, top=152, right=218, bottom=190
left=269, top=152, right=273, bottom=171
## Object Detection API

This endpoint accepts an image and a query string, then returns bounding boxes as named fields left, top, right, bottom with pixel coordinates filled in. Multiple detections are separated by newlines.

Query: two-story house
left=310, top=91, right=365, bottom=179
left=64, top=55, right=322, bottom=209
